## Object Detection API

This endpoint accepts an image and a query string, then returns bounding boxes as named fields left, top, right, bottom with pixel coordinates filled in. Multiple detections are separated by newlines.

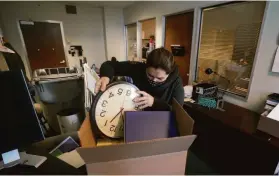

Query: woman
left=95, top=47, right=184, bottom=111
left=109, top=56, right=133, bottom=84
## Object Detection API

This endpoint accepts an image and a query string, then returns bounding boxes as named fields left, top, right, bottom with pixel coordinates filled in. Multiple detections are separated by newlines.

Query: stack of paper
left=20, top=152, right=47, bottom=168
left=57, top=150, right=85, bottom=168
left=267, top=104, right=279, bottom=121
left=0, top=45, right=15, bottom=53
left=83, top=63, right=99, bottom=109
left=184, top=85, right=193, bottom=98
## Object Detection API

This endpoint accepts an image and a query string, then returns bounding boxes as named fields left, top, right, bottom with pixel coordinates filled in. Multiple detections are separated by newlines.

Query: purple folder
left=124, top=111, right=178, bottom=143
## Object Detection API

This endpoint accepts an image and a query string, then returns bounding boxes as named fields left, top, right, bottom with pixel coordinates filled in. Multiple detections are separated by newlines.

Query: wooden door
left=165, top=12, right=194, bottom=85
left=20, top=21, right=67, bottom=72
left=141, top=18, right=155, bottom=40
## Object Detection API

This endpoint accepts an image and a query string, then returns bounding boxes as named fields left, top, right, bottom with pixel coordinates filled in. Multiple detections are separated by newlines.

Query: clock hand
left=121, top=91, right=127, bottom=108
left=110, top=108, right=124, bottom=123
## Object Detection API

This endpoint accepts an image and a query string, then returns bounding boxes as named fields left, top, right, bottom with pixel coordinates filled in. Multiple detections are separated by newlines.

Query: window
left=140, top=18, right=156, bottom=60
left=196, top=1, right=266, bottom=97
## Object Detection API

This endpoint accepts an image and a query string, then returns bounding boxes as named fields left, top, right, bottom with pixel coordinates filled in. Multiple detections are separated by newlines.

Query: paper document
left=57, top=150, right=85, bottom=168
left=84, top=64, right=99, bottom=95
left=184, top=85, right=193, bottom=98
left=275, top=161, right=279, bottom=175
left=20, top=152, right=47, bottom=168
left=49, top=136, right=79, bottom=157
left=184, top=98, right=195, bottom=103
left=0, top=45, right=15, bottom=53
left=267, top=104, right=279, bottom=121
left=272, top=46, right=279, bottom=73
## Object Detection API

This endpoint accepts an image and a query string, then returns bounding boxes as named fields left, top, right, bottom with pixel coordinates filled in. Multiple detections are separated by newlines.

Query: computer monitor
left=0, top=70, right=44, bottom=155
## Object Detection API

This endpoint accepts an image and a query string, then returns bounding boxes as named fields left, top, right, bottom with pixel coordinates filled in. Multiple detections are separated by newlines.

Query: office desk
left=0, top=116, right=217, bottom=175
left=184, top=102, right=279, bottom=174
left=6, top=103, right=278, bottom=175
left=0, top=133, right=86, bottom=175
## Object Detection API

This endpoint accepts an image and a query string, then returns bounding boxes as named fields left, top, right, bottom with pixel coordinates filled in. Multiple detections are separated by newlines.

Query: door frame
left=17, top=20, right=69, bottom=77
left=163, top=9, right=195, bottom=85
left=138, top=17, right=156, bottom=60
left=124, top=24, right=128, bottom=61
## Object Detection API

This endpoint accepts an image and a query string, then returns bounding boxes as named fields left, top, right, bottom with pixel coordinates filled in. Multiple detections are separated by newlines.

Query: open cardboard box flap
left=77, top=99, right=196, bottom=174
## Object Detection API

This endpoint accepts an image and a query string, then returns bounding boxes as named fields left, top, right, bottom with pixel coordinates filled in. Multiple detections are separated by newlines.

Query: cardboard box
left=257, top=116, right=279, bottom=138
left=77, top=99, right=197, bottom=174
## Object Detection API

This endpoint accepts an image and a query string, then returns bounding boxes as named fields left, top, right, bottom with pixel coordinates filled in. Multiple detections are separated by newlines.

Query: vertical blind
left=196, top=1, right=266, bottom=97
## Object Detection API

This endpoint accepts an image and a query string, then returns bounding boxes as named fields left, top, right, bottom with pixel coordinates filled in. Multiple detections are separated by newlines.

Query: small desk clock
left=90, top=81, right=139, bottom=138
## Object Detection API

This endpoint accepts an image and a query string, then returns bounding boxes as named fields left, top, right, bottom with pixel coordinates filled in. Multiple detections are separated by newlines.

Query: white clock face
left=94, top=83, right=139, bottom=138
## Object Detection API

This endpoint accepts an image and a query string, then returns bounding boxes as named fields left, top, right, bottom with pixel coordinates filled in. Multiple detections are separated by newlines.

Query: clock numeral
left=109, top=92, right=114, bottom=98
left=102, top=100, right=108, bottom=107
left=126, top=90, right=131, bottom=96
left=104, top=120, right=108, bottom=126
left=110, top=125, right=116, bottom=132
left=117, top=88, right=123, bottom=95
left=100, top=110, right=106, bottom=117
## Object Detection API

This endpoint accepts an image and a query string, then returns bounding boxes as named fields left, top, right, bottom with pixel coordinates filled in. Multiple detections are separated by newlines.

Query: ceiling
left=69, top=1, right=136, bottom=8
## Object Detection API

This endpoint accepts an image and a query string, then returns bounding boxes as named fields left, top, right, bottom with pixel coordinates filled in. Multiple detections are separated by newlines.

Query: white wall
left=124, top=1, right=279, bottom=113
left=126, top=23, right=137, bottom=61
left=0, top=1, right=107, bottom=78
left=103, top=7, right=126, bottom=61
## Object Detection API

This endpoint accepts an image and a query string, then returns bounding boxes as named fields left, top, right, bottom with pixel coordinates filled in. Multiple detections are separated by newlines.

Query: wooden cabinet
left=184, top=102, right=279, bottom=174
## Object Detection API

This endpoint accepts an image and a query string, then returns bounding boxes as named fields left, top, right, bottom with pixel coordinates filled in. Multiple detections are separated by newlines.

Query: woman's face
left=146, top=67, right=169, bottom=83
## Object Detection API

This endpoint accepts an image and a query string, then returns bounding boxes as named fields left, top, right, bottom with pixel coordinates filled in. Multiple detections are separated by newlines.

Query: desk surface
left=184, top=101, right=279, bottom=148
left=0, top=133, right=87, bottom=175
left=184, top=101, right=259, bottom=133
left=0, top=151, right=86, bottom=175
left=3, top=103, right=278, bottom=175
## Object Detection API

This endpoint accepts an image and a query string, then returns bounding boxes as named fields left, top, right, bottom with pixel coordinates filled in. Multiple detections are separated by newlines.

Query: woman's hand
left=95, top=77, right=110, bottom=94
left=133, top=91, right=154, bottom=109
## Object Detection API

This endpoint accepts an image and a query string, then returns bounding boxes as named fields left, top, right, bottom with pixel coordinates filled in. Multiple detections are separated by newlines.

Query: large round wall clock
left=90, top=81, right=139, bottom=138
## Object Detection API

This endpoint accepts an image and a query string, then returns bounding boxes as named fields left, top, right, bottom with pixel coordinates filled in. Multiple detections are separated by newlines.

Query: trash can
left=57, top=108, right=82, bottom=134
left=33, top=68, right=84, bottom=133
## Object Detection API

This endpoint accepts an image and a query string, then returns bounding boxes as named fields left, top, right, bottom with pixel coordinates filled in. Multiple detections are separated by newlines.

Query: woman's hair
left=111, top=57, right=117, bottom=62
left=146, top=47, right=175, bottom=74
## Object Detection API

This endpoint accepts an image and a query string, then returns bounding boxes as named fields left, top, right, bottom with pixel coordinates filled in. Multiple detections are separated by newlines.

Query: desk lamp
left=205, top=68, right=230, bottom=84
left=203, top=68, right=230, bottom=111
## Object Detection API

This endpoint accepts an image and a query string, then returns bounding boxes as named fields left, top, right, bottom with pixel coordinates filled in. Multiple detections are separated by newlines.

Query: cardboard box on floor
left=77, top=99, right=197, bottom=175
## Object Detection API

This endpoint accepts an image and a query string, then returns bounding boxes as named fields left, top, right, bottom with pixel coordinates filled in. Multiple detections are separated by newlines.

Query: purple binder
left=124, top=111, right=178, bottom=143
